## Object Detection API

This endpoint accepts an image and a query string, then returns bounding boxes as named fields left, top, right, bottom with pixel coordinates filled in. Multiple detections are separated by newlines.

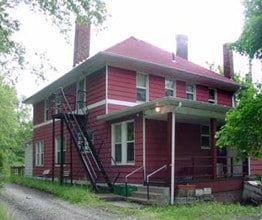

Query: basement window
left=201, top=125, right=210, bottom=149
left=112, top=121, right=135, bottom=165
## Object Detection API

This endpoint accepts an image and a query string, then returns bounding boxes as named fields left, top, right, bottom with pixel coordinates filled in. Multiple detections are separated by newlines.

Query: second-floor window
left=136, top=73, right=148, bottom=102
left=55, top=136, right=66, bottom=164
left=186, top=84, right=195, bottom=100
left=208, top=88, right=217, bottom=104
left=35, top=141, right=44, bottom=166
left=44, top=99, right=49, bottom=121
left=77, top=78, right=86, bottom=110
left=165, top=79, right=174, bottom=96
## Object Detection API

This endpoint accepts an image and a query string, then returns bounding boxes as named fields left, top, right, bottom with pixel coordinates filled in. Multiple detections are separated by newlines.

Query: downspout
left=170, top=102, right=182, bottom=205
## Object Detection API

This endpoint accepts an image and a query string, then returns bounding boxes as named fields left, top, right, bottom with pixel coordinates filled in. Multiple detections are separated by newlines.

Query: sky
left=12, top=0, right=262, bottom=97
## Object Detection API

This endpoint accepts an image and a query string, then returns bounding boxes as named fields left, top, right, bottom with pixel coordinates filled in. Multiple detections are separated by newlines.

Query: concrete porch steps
left=127, top=185, right=170, bottom=205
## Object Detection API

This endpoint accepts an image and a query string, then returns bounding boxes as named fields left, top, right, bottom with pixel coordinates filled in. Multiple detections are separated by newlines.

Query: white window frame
left=35, top=141, right=44, bottom=167
left=201, top=125, right=211, bottom=150
left=208, top=88, right=217, bottom=104
left=77, top=78, right=86, bottom=110
left=165, top=79, right=175, bottom=97
left=186, top=84, right=195, bottom=100
left=136, top=73, right=148, bottom=102
left=111, top=120, right=135, bottom=165
left=55, top=136, right=66, bottom=165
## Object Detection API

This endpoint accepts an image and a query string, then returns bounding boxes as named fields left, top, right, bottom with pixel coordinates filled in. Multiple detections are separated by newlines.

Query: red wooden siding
left=250, top=159, right=262, bottom=175
left=149, top=75, right=165, bottom=100
left=176, top=80, right=186, bottom=98
left=63, top=83, right=77, bottom=110
left=217, top=89, right=233, bottom=107
left=86, top=68, right=106, bottom=105
left=33, top=101, right=45, bottom=125
left=196, top=85, right=208, bottom=102
left=146, top=119, right=168, bottom=180
left=108, top=66, right=136, bottom=102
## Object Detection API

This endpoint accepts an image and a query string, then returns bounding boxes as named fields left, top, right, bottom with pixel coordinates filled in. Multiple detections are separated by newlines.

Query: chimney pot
left=176, top=34, right=188, bottom=60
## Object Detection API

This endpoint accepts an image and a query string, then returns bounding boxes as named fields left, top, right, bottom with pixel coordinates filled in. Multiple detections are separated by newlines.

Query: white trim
left=143, top=115, right=146, bottom=181
left=35, top=140, right=44, bottom=167
left=171, top=111, right=175, bottom=205
left=107, top=99, right=138, bottom=107
left=105, top=65, right=109, bottom=114
left=248, top=157, right=251, bottom=175
left=88, top=100, right=106, bottom=110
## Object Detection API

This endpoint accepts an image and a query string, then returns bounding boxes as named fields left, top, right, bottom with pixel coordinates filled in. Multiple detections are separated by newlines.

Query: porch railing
left=146, top=164, right=167, bottom=200
left=125, top=166, right=144, bottom=198
left=176, top=156, right=248, bottom=183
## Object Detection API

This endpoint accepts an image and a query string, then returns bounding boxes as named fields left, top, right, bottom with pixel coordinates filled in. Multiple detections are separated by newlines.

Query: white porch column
left=171, top=110, right=176, bottom=205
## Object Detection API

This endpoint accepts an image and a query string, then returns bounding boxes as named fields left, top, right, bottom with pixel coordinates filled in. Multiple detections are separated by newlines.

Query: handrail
left=125, top=166, right=144, bottom=198
left=146, top=164, right=167, bottom=200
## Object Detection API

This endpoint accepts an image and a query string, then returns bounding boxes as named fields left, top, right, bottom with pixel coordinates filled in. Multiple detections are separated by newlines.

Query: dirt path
left=0, top=183, right=142, bottom=220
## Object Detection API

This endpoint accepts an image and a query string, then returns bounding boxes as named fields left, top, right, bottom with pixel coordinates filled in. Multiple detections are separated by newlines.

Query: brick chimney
left=176, top=34, right=188, bottom=60
left=73, top=22, right=91, bottom=67
left=223, top=43, right=234, bottom=79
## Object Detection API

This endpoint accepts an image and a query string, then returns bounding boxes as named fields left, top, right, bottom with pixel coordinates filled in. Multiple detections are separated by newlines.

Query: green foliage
left=231, top=0, right=262, bottom=59
left=216, top=77, right=262, bottom=160
left=0, top=202, right=12, bottom=220
left=8, top=177, right=260, bottom=219
left=0, top=0, right=108, bottom=84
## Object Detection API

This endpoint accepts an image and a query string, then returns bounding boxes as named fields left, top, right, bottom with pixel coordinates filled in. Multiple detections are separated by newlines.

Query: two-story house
left=24, top=24, right=254, bottom=204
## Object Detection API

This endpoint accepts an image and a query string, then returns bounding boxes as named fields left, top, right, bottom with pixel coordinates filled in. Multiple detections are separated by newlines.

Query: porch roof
left=97, top=97, right=232, bottom=125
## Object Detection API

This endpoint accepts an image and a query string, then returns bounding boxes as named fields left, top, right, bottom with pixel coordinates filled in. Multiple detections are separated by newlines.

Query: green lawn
left=7, top=177, right=260, bottom=220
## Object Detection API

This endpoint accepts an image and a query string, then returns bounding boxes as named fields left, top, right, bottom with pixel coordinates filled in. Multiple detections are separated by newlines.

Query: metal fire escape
left=51, top=87, right=119, bottom=192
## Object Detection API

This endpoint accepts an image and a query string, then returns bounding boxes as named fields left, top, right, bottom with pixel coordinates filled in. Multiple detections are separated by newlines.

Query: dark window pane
left=127, top=143, right=134, bottom=162
left=115, top=144, right=122, bottom=162
left=165, top=89, right=174, bottom=96
left=201, top=126, right=209, bottom=134
left=137, top=88, right=146, bottom=101
left=127, top=122, right=134, bottom=141
left=186, top=93, right=194, bottom=100
left=201, top=136, right=210, bottom=147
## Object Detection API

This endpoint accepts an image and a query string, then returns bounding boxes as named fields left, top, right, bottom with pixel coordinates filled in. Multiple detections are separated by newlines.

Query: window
left=201, top=125, right=210, bottom=149
left=77, top=79, right=86, bottom=110
left=55, top=136, right=66, bottom=164
left=186, top=84, right=195, bottom=100
left=112, top=121, right=135, bottom=165
left=44, top=99, right=49, bottom=121
left=35, top=141, right=44, bottom=166
left=136, top=73, right=148, bottom=102
left=208, top=88, right=216, bottom=104
left=55, top=94, right=62, bottom=114
left=165, top=79, right=174, bottom=96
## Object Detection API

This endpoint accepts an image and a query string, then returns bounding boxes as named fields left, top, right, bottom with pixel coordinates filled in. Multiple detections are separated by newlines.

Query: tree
left=216, top=77, right=262, bottom=160
left=0, top=0, right=108, bottom=83
left=231, top=0, right=262, bottom=59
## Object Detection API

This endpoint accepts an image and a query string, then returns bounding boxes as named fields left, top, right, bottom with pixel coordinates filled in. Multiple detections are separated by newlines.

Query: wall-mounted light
left=155, top=106, right=160, bottom=113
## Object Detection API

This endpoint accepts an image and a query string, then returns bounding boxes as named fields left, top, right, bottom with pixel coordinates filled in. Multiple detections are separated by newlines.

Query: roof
left=24, top=36, right=241, bottom=104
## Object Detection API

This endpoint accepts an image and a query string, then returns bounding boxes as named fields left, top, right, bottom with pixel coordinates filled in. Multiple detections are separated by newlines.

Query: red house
left=24, top=26, right=252, bottom=204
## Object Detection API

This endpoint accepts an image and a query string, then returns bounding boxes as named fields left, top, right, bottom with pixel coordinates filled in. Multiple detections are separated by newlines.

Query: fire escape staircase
left=53, top=88, right=114, bottom=192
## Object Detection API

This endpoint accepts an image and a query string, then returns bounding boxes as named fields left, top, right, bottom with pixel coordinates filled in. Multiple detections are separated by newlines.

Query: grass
left=7, top=176, right=261, bottom=220
left=0, top=202, right=12, bottom=220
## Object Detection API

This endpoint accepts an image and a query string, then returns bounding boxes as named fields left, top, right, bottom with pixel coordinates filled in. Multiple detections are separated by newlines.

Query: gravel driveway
left=0, top=183, right=143, bottom=220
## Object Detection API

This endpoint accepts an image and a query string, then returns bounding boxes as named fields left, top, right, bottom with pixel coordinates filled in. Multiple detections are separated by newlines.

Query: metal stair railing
left=125, top=166, right=144, bottom=198
left=57, top=87, right=112, bottom=191
left=146, top=164, right=167, bottom=200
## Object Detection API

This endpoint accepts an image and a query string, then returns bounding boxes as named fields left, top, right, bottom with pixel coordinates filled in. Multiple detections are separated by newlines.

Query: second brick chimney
left=223, top=43, right=234, bottom=79
left=73, top=22, right=91, bottom=67
left=176, top=34, right=188, bottom=60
